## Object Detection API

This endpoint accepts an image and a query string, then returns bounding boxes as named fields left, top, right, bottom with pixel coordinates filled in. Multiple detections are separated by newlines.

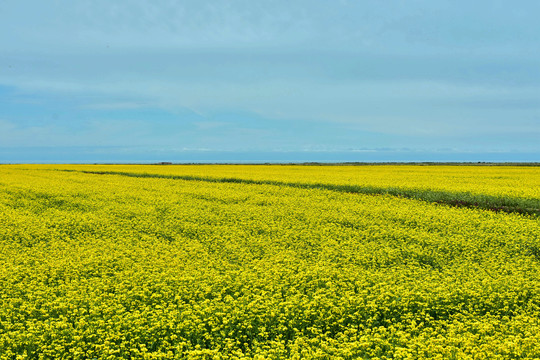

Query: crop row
left=23, top=164, right=539, bottom=200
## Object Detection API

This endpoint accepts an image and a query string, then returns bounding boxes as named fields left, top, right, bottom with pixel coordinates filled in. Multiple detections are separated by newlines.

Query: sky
left=1, top=0, right=539, bottom=163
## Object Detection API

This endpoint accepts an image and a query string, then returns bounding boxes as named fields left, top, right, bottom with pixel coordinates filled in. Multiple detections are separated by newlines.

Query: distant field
left=1, top=165, right=540, bottom=359
left=28, top=164, right=540, bottom=215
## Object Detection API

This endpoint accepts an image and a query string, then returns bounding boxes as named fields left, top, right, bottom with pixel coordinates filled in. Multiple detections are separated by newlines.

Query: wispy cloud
left=0, top=1, right=539, bottom=161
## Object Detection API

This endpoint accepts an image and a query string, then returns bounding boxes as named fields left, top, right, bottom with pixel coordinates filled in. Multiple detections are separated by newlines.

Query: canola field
left=42, top=164, right=540, bottom=215
left=1, top=164, right=540, bottom=359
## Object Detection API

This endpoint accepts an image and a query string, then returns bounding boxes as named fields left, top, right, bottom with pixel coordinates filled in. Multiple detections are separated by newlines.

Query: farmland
left=1, top=165, right=540, bottom=359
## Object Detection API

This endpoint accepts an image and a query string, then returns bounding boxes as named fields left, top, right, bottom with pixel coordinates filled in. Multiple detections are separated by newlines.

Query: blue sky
left=1, top=0, right=539, bottom=162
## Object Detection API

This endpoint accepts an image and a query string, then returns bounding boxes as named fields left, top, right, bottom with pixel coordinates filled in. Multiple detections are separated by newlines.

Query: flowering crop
left=1, top=165, right=540, bottom=359
left=34, top=164, right=540, bottom=200
left=25, top=164, right=540, bottom=215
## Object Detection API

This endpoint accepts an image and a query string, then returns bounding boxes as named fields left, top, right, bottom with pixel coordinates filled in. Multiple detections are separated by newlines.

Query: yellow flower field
left=24, top=164, right=540, bottom=200
left=1, top=165, right=539, bottom=359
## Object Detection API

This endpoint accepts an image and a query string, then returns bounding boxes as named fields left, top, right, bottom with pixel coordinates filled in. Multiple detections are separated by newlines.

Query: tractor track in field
left=54, top=169, right=540, bottom=217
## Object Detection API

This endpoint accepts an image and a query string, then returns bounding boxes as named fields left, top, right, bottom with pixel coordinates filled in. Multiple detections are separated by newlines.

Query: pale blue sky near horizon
left=1, top=0, right=539, bottom=162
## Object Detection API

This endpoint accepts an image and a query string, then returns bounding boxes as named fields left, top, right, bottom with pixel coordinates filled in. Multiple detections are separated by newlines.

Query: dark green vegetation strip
left=63, top=169, right=540, bottom=217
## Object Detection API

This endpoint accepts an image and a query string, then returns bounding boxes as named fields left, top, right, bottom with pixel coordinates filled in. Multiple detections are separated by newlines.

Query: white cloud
left=0, top=0, right=539, bottom=156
